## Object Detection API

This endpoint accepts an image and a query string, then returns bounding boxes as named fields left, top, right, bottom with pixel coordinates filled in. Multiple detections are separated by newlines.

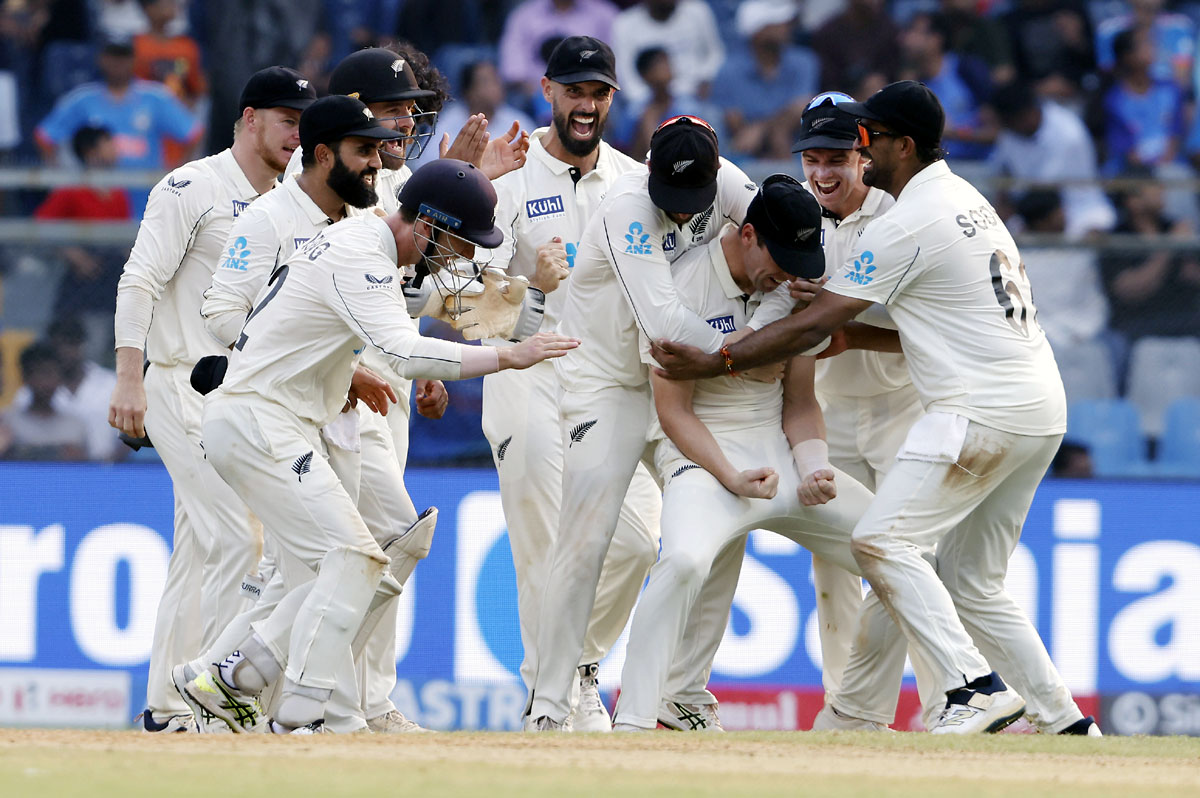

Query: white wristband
left=792, top=438, right=830, bottom=478
left=800, top=336, right=831, bottom=357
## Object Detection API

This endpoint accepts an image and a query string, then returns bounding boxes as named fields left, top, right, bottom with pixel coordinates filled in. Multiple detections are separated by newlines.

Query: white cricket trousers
left=834, top=419, right=1084, bottom=731
left=614, top=428, right=873, bottom=729
left=483, top=361, right=660, bottom=693
left=143, top=363, right=258, bottom=715
left=528, top=382, right=658, bottom=722
left=201, top=396, right=400, bottom=693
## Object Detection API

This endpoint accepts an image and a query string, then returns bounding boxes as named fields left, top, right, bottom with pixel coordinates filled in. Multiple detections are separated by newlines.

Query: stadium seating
left=1056, top=338, right=1118, bottom=402
left=1153, top=398, right=1200, bottom=478
left=1067, top=398, right=1153, bottom=477
left=1126, top=336, right=1200, bottom=437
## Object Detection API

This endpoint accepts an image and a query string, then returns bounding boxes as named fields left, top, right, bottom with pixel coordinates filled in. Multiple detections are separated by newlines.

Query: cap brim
left=546, top=70, right=620, bottom=90
left=370, top=88, right=438, bottom=102
left=647, top=173, right=718, bottom=215
left=764, top=240, right=826, bottom=279
left=792, top=133, right=858, bottom=152
left=343, top=124, right=404, bottom=141
left=837, top=100, right=886, bottom=124
left=463, top=224, right=504, bottom=249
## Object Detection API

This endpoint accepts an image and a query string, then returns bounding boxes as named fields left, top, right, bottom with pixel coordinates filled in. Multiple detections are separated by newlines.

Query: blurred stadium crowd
left=0, top=0, right=1198, bottom=477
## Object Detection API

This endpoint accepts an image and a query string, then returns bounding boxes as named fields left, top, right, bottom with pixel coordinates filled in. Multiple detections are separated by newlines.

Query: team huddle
left=109, top=34, right=1101, bottom=737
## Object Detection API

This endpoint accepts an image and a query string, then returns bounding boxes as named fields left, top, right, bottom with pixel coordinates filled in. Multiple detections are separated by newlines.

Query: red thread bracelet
left=720, top=345, right=739, bottom=376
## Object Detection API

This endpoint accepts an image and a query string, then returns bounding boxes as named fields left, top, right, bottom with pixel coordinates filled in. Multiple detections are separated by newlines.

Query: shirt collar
left=897, top=159, right=951, bottom=201
left=842, top=186, right=888, bottom=224
left=528, top=127, right=610, bottom=180
left=709, top=224, right=752, bottom=301
left=219, top=148, right=260, bottom=200
left=283, top=173, right=339, bottom=226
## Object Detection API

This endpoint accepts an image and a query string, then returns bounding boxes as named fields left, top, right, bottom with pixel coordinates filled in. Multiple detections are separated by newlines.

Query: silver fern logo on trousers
left=569, top=420, right=597, bottom=447
left=292, top=451, right=313, bottom=482
left=497, top=435, right=512, bottom=461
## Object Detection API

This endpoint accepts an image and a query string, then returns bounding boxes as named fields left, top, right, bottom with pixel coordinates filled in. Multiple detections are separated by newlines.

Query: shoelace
left=579, top=677, right=605, bottom=714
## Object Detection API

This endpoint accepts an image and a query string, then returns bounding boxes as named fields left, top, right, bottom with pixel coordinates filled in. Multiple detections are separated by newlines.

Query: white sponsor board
left=0, top=668, right=130, bottom=727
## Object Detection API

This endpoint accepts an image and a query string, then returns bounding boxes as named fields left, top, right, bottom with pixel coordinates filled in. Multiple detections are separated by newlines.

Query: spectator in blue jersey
left=34, top=37, right=201, bottom=215
left=1098, top=27, right=1186, bottom=174
left=1095, top=0, right=1194, bottom=91
left=899, top=12, right=994, bottom=160
left=711, top=0, right=818, bottom=160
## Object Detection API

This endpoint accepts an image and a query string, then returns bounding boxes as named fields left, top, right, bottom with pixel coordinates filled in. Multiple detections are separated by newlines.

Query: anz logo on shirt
left=845, top=250, right=876, bottom=285
left=526, top=194, right=565, bottom=220
left=219, top=236, right=250, bottom=271
left=625, top=221, right=652, bottom=255
left=232, top=199, right=251, bottom=218
left=662, top=231, right=676, bottom=253
left=706, top=314, right=736, bottom=333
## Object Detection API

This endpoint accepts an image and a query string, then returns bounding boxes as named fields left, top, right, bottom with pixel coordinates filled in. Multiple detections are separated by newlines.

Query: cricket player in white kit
left=614, top=178, right=879, bottom=731
left=480, top=37, right=661, bottom=731
left=108, top=67, right=317, bottom=732
left=179, top=159, right=578, bottom=733
left=652, top=81, right=1099, bottom=736
left=527, top=116, right=798, bottom=730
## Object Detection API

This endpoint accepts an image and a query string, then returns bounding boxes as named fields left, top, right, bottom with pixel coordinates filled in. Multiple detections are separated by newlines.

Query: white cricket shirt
left=555, top=159, right=794, bottom=391
left=201, top=174, right=338, bottom=347
left=809, top=184, right=913, bottom=398
left=483, top=128, right=641, bottom=338
left=115, top=149, right=262, bottom=367
left=824, top=160, right=1067, bottom=436
left=654, top=228, right=784, bottom=435
left=216, top=213, right=466, bottom=427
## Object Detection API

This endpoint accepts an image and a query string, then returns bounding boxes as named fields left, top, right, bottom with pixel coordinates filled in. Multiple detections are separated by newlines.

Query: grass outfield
left=2, top=729, right=1198, bottom=798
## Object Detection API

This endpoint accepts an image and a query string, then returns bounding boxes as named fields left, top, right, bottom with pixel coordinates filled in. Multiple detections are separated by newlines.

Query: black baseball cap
left=398, top=159, right=503, bottom=248
left=238, top=66, right=317, bottom=112
left=299, top=95, right=402, bottom=154
left=99, top=36, right=134, bottom=56
left=743, top=174, right=825, bottom=278
left=840, top=80, right=945, bottom=148
left=793, top=96, right=860, bottom=152
left=544, top=36, right=620, bottom=90
left=330, top=47, right=437, bottom=104
left=648, top=116, right=720, bottom=215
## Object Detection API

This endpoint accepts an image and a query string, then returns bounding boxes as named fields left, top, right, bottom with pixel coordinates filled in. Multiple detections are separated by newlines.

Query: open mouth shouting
left=569, top=113, right=597, bottom=140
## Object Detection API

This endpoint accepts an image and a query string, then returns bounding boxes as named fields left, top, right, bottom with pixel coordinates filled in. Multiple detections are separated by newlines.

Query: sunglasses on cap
left=806, top=91, right=855, bottom=111
left=856, top=123, right=904, bottom=148
left=656, top=114, right=717, bottom=135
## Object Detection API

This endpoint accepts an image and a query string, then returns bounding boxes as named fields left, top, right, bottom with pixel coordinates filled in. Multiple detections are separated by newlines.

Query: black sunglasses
left=857, top=124, right=904, bottom=147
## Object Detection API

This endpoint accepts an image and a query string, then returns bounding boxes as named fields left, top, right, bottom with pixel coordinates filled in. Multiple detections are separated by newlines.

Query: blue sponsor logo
left=525, top=195, right=565, bottom=220
left=706, top=314, right=736, bottom=333
left=663, top=232, right=676, bottom=253
left=418, top=202, right=462, bottom=230
left=231, top=199, right=251, bottom=218
left=565, top=242, right=577, bottom=269
left=845, top=250, right=876, bottom=285
left=219, top=236, right=250, bottom=271
left=624, top=221, right=652, bottom=255
left=293, top=237, right=310, bottom=250
left=365, top=273, right=393, bottom=289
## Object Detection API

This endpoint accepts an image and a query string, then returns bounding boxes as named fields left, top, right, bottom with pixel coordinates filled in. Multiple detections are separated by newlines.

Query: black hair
left=635, top=47, right=669, bottom=78
left=459, top=60, right=492, bottom=98
left=20, top=341, right=59, bottom=377
left=71, top=125, right=111, bottom=162
left=1016, top=189, right=1062, bottom=226
left=1112, top=28, right=1139, bottom=66
left=990, top=81, right=1037, bottom=122
left=914, top=141, right=947, bottom=165
left=47, top=317, right=86, bottom=343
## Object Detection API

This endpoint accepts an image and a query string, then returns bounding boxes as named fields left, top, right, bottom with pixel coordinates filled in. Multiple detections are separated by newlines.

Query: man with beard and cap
left=525, top=114, right=803, bottom=733
left=176, top=160, right=578, bottom=734
left=108, top=66, right=316, bottom=733
left=650, top=81, right=1100, bottom=736
left=477, top=35, right=661, bottom=733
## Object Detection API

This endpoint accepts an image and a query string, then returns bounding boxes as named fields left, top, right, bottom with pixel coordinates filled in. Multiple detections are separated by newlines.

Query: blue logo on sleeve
left=219, top=236, right=251, bottom=271
left=845, top=250, right=876, bottom=285
left=624, top=221, right=652, bottom=255
left=525, top=195, right=565, bottom=220
left=662, top=232, right=676, bottom=253
left=565, top=241, right=577, bottom=269
left=706, top=314, right=736, bottom=333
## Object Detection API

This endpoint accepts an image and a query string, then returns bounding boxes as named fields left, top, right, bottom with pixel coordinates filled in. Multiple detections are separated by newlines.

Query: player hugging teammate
left=113, top=28, right=1098, bottom=737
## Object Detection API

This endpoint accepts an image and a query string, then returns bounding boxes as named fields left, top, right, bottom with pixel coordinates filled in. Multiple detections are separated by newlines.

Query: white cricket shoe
left=179, top=663, right=268, bottom=734
left=930, top=674, right=1026, bottom=734
left=137, top=709, right=195, bottom=733
left=269, top=719, right=325, bottom=734
left=170, top=663, right=231, bottom=734
left=812, top=704, right=894, bottom=732
left=527, top=715, right=566, bottom=732
left=658, top=700, right=724, bottom=732
left=367, top=709, right=431, bottom=733
left=571, top=664, right=612, bottom=732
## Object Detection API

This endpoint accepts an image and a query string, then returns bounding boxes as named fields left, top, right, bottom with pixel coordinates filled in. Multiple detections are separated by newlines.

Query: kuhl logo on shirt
left=232, top=199, right=251, bottom=218
left=219, top=236, right=251, bottom=271
left=706, top=314, right=736, bottom=333
left=624, top=221, right=652, bottom=255
left=526, top=194, right=565, bottom=220
left=846, top=250, right=876, bottom=285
